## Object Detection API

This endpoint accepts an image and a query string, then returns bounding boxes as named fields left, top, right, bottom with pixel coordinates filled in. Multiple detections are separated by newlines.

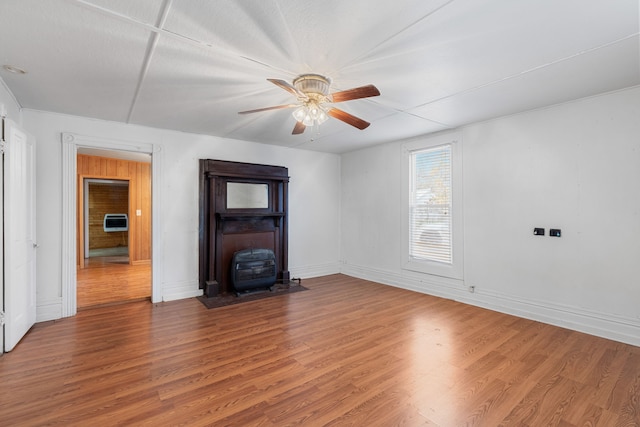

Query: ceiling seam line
left=336, top=0, right=457, bottom=73
left=230, top=1, right=300, bottom=78
left=408, top=33, right=640, bottom=110
left=270, top=1, right=302, bottom=76
left=126, top=0, right=174, bottom=123
left=68, top=0, right=163, bottom=34
left=68, top=0, right=293, bottom=76
left=67, top=0, right=244, bottom=61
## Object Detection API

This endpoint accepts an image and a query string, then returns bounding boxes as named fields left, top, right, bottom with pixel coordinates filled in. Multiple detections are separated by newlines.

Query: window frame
left=401, top=132, right=464, bottom=280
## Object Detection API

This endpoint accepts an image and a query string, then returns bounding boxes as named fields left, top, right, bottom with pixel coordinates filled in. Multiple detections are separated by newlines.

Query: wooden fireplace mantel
left=199, top=159, right=290, bottom=296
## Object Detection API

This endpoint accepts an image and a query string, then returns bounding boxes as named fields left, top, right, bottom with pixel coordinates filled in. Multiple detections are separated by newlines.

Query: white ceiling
left=1, top=0, right=638, bottom=153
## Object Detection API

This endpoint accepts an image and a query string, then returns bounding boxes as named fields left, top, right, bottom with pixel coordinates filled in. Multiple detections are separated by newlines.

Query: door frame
left=82, top=178, right=130, bottom=263
left=61, top=133, right=162, bottom=317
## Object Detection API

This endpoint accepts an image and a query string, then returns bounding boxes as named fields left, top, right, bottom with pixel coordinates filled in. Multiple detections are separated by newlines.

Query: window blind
left=409, top=144, right=452, bottom=264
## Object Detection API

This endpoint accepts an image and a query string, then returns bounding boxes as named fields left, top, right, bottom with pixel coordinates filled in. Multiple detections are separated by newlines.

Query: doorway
left=61, top=133, right=160, bottom=317
left=84, top=179, right=130, bottom=261
left=76, top=151, right=152, bottom=309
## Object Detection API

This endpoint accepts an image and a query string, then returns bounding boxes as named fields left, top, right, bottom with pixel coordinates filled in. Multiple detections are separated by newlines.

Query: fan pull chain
left=310, top=123, right=322, bottom=142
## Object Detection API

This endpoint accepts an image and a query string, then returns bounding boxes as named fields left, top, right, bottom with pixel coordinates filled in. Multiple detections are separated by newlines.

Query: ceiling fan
left=238, top=74, right=380, bottom=135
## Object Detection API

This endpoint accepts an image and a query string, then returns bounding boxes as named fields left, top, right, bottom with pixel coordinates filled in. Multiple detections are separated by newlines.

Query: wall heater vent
left=103, top=214, right=128, bottom=232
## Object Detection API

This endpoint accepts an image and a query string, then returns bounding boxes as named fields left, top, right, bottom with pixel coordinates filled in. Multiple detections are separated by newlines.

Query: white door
left=3, top=118, right=37, bottom=352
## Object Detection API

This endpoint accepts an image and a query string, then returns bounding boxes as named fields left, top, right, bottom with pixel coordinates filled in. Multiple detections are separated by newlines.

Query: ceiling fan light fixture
left=302, top=113, right=314, bottom=127
left=293, top=101, right=329, bottom=127
left=292, top=106, right=307, bottom=122
left=316, top=106, right=329, bottom=125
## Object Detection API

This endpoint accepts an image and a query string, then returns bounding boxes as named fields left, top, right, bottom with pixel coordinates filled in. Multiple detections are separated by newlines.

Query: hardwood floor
left=1, top=274, right=638, bottom=426
left=77, top=256, right=151, bottom=308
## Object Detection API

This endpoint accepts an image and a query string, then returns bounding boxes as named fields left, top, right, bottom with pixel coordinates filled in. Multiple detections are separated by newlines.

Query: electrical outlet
left=468, top=285, right=475, bottom=293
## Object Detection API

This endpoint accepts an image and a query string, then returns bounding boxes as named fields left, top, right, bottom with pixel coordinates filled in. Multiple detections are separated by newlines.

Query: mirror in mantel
left=226, top=182, right=269, bottom=209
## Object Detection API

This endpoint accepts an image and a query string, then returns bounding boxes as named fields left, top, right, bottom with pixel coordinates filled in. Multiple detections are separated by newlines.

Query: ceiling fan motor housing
left=293, top=74, right=331, bottom=98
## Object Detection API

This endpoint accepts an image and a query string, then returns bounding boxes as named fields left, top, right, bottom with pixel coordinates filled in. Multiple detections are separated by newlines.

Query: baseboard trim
left=36, top=298, right=63, bottom=322
left=162, top=281, right=203, bottom=302
left=290, top=262, right=341, bottom=280
left=341, top=264, right=640, bottom=347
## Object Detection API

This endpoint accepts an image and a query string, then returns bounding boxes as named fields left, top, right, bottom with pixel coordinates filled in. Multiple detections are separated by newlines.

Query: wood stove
left=231, top=248, right=277, bottom=294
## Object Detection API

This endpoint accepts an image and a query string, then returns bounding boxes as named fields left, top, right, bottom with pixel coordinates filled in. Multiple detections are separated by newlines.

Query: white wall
left=22, top=110, right=341, bottom=320
left=0, top=79, right=22, bottom=123
left=341, top=86, right=640, bottom=346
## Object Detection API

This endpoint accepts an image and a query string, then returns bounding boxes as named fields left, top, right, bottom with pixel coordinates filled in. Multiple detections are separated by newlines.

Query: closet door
left=3, top=119, right=37, bottom=352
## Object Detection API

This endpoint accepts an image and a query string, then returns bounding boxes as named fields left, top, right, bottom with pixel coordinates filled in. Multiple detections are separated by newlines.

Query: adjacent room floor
left=76, top=250, right=151, bottom=308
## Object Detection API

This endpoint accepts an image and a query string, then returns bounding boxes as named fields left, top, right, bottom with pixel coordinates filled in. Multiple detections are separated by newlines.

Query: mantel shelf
left=216, top=212, right=285, bottom=219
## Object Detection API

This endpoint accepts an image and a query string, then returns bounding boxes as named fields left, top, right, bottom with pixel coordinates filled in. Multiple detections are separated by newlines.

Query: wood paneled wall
left=77, top=154, right=151, bottom=267
left=88, top=183, right=128, bottom=249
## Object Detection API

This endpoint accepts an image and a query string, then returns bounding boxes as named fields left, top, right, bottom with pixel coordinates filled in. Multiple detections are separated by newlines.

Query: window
left=410, top=145, right=452, bottom=264
left=402, top=133, right=463, bottom=280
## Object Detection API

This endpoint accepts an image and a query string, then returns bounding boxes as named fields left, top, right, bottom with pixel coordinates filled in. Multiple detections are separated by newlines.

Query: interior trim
left=61, top=132, right=161, bottom=317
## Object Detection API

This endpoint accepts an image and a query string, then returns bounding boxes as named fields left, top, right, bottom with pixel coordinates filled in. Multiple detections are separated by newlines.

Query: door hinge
left=0, top=310, right=5, bottom=327
left=0, top=140, right=6, bottom=154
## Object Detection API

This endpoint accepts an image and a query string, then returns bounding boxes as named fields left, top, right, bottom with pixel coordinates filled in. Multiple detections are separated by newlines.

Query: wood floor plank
left=1, top=274, right=639, bottom=426
left=77, top=255, right=151, bottom=308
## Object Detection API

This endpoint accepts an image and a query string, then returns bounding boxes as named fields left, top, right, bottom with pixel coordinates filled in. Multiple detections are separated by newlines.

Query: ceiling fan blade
left=238, top=104, right=297, bottom=114
left=267, top=78, right=308, bottom=99
left=327, top=108, right=371, bottom=130
left=292, top=121, right=306, bottom=135
left=330, top=84, right=380, bottom=103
